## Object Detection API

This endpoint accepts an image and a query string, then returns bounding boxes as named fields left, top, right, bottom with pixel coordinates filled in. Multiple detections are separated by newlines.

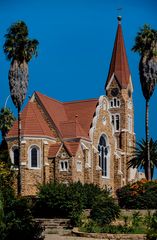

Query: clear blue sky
left=0, top=1, right=157, bottom=144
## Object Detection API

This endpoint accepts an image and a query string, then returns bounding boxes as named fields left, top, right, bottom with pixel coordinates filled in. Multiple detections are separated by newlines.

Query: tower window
left=110, top=98, right=120, bottom=108
left=114, top=98, right=116, bottom=107
left=98, top=135, right=110, bottom=177
left=29, top=146, right=40, bottom=168
left=111, top=114, right=120, bottom=131
left=115, top=115, right=120, bottom=131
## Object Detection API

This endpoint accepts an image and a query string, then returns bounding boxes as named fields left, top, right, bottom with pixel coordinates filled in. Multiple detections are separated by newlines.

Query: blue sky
left=0, top=1, right=157, bottom=165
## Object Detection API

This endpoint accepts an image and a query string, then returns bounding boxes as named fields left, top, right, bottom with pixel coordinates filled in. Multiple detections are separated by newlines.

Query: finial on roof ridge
left=117, top=16, right=122, bottom=24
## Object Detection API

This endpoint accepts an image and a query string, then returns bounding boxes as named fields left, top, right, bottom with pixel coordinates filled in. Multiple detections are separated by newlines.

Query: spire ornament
left=117, top=15, right=122, bottom=24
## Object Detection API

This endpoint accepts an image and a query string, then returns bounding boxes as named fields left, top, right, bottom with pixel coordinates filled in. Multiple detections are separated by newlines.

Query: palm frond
left=4, top=21, right=39, bottom=63
left=128, top=138, right=157, bottom=179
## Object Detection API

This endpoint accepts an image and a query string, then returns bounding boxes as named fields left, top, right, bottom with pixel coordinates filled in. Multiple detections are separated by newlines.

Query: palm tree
left=0, top=107, right=15, bottom=140
left=132, top=24, right=157, bottom=180
left=128, top=138, right=157, bottom=180
left=3, top=21, right=39, bottom=195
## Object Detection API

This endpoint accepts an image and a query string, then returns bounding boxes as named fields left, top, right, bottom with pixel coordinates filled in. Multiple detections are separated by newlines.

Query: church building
left=6, top=17, right=136, bottom=196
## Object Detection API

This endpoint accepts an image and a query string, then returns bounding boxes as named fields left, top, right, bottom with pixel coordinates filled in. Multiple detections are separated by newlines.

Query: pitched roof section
left=7, top=101, right=55, bottom=138
left=48, top=143, right=62, bottom=158
left=59, top=118, right=89, bottom=140
left=35, top=92, right=98, bottom=140
left=48, top=141, right=81, bottom=158
left=64, top=141, right=80, bottom=156
left=35, top=91, right=68, bottom=133
left=64, top=99, right=98, bottom=137
left=105, top=17, right=130, bottom=89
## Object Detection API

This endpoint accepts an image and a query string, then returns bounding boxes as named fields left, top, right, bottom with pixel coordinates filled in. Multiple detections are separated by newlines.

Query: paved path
left=45, top=233, right=102, bottom=240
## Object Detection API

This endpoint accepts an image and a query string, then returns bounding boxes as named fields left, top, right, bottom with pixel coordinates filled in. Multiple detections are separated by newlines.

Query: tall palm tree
left=132, top=24, right=157, bottom=180
left=4, top=21, right=39, bottom=195
left=128, top=138, right=157, bottom=180
left=0, top=107, right=15, bottom=140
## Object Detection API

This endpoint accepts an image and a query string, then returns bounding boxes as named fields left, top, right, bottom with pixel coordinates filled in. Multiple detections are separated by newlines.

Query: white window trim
left=59, top=160, right=69, bottom=172
left=98, top=134, right=110, bottom=179
left=109, top=97, right=120, bottom=109
left=111, top=113, right=120, bottom=132
left=76, top=160, right=82, bottom=172
left=28, top=145, right=41, bottom=169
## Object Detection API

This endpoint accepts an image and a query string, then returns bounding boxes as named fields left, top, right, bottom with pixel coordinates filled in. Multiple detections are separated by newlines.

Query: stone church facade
left=6, top=17, right=136, bottom=196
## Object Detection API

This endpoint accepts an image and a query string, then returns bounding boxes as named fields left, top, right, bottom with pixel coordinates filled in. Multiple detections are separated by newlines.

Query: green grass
left=79, top=211, right=151, bottom=234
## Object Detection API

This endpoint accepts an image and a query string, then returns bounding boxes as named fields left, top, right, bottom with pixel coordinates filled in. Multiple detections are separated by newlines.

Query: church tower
left=105, top=16, right=135, bottom=186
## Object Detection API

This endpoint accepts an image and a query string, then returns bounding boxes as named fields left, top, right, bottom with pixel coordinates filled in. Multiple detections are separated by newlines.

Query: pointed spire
left=105, top=16, right=130, bottom=90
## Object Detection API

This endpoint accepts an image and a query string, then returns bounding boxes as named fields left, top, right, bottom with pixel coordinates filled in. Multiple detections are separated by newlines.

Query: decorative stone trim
left=96, top=165, right=101, bottom=171
left=85, top=162, right=91, bottom=169
left=89, top=95, right=109, bottom=140
left=44, top=163, right=49, bottom=166
left=21, top=162, right=27, bottom=166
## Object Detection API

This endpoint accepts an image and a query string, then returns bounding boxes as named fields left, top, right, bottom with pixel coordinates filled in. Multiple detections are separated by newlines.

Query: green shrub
left=146, top=211, right=157, bottom=240
left=90, top=194, right=120, bottom=225
left=80, top=221, right=134, bottom=234
left=33, top=181, right=112, bottom=226
left=0, top=197, right=44, bottom=240
left=0, top=146, right=44, bottom=240
left=33, top=182, right=84, bottom=226
left=80, top=220, right=101, bottom=233
left=82, top=183, right=108, bottom=209
left=132, top=211, right=142, bottom=227
left=116, top=180, right=157, bottom=209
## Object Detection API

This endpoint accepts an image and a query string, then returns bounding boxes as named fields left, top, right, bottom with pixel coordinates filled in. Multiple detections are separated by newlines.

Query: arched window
left=13, top=147, right=19, bottom=168
left=98, top=135, right=109, bottom=177
left=30, top=146, right=40, bottom=168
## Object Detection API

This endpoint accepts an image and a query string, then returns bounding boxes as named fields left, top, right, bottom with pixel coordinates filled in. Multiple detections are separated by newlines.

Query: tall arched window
left=98, top=135, right=109, bottom=177
left=13, top=147, right=19, bottom=168
left=30, top=146, right=40, bottom=168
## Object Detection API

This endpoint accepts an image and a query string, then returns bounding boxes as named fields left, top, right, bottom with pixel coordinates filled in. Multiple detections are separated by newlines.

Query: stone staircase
left=35, top=218, right=71, bottom=234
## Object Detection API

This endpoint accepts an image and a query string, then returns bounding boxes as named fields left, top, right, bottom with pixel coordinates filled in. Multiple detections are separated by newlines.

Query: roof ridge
left=35, top=91, right=66, bottom=139
left=64, top=98, right=98, bottom=104
left=21, top=102, right=31, bottom=134
left=30, top=101, right=49, bottom=136
left=36, top=91, right=98, bottom=105
left=35, top=91, right=63, bottom=104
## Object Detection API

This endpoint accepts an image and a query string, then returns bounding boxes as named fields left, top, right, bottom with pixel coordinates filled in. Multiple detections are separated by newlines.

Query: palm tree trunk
left=146, top=99, right=151, bottom=180
left=17, top=107, right=22, bottom=195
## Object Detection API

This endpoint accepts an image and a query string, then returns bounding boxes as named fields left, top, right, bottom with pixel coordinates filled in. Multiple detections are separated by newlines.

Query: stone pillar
left=43, top=141, right=49, bottom=184
left=21, top=140, right=27, bottom=196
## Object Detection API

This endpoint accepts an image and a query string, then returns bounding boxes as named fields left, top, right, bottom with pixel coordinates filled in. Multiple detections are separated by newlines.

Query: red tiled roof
left=36, top=91, right=68, bottom=134
left=64, top=141, right=80, bottom=156
left=48, top=141, right=81, bottom=158
left=7, top=101, right=55, bottom=138
left=59, top=119, right=89, bottom=140
left=105, top=20, right=130, bottom=89
left=64, top=99, right=98, bottom=137
left=7, top=92, right=98, bottom=141
left=35, top=92, right=98, bottom=140
left=48, top=143, right=62, bottom=158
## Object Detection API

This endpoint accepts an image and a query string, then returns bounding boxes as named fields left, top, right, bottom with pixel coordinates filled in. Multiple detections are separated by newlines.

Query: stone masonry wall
left=92, top=97, right=115, bottom=193
left=7, top=137, right=54, bottom=196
